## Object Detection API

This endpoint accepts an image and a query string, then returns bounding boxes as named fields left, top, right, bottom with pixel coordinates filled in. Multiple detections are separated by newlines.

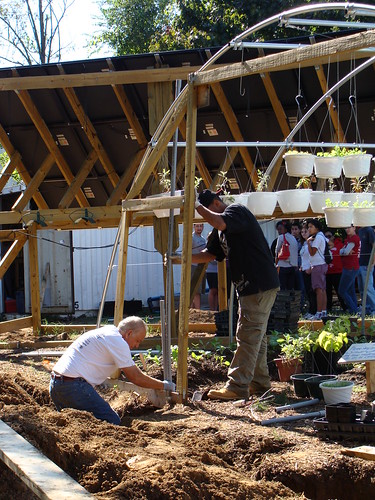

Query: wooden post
left=366, top=361, right=375, bottom=394
left=177, top=83, right=197, bottom=401
left=217, top=259, right=227, bottom=311
left=114, top=210, right=132, bottom=326
left=27, top=225, right=41, bottom=335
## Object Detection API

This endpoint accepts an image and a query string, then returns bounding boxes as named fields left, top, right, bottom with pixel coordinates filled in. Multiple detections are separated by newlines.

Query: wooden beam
left=314, top=64, right=346, bottom=143
left=0, top=65, right=207, bottom=91
left=0, top=205, right=122, bottom=228
left=0, top=316, right=32, bottom=334
left=193, top=30, right=375, bottom=86
left=58, top=150, right=98, bottom=209
left=178, top=117, right=212, bottom=188
left=114, top=211, right=132, bottom=326
left=12, top=154, right=55, bottom=211
left=0, top=124, right=48, bottom=209
left=0, top=234, right=27, bottom=279
left=106, top=149, right=145, bottom=206
left=27, top=225, right=41, bottom=334
left=189, top=263, right=208, bottom=305
left=259, top=71, right=290, bottom=138
left=59, top=79, right=120, bottom=188
left=126, top=90, right=188, bottom=200
left=14, top=86, right=88, bottom=207
left=217, top=259, right=227, bottom=311
left=0, top=151, right=21, bottom=193
left=0, top=420, right=93, bottom=498
left=210, top=82, right=258, bottom=187
left=107, top=59, right=148, bottom=149
left=0, top=229, right=26, bottom=242
left=122, top=195, right=184, bottom=212
left=177, top=84, right=197, bottom=402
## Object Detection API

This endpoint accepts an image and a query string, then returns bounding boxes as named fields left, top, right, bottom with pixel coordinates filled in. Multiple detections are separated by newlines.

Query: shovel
left=104, top=378, right=178, bottom=408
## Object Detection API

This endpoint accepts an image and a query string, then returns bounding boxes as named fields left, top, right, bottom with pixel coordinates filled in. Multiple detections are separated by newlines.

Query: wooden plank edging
left=0, top=419, right=92, bottom=499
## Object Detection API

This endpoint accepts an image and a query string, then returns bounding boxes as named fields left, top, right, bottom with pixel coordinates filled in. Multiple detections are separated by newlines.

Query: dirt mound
left=0, top=347, right=374, bottom=498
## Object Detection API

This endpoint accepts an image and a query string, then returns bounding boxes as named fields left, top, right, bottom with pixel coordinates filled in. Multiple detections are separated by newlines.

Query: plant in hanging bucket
left=323, top=198, right=353, bottom=228
left=283, top=150, right=315, bottom=177
left=342, top=148, right=372, bottom=177
left=352, top=199, right=375, bottom=226
left=314, top=147, right=344, bottom=179
left=255, top=169, right=270, bottom=192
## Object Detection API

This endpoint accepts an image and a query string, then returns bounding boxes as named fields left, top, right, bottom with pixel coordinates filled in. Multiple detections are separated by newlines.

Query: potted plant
left=309, top=317, right=349, bottom=375
left=314, top=146, right=344, bottom=179
left=310, top=178, right=343, bottom=214
left=342, top=147, right=372, bottom=178
left=352, top=199, right=375, bottom=226
left=245, top=169, right=278, bottom=216
left=283, top=150, right=315, bottom=177
left=319, top=379, right=354, bottom=405
left=323, top=198, right=354, bottom=228
left=273, top=333, right=305, bottom=382
left=341, top=176, right=374, bottom=205
left=277, top=176, right=312, bottom=214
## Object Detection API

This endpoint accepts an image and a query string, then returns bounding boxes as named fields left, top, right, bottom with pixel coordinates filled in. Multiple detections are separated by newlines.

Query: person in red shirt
left=325, top=231, right=346, bottom=312
left=338, top=225, right=360, bottom=314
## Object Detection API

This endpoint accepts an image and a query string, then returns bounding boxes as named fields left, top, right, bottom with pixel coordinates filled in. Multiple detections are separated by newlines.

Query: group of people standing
left=273, top=219, right=375, bottom=320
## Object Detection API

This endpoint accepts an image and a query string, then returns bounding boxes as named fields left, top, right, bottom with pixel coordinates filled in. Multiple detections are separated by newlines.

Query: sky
left=59, top=0, right=112, bottom=62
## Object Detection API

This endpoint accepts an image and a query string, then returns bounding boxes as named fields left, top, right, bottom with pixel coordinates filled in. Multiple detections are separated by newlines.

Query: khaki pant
left=226, top=287, right=278, bottom=398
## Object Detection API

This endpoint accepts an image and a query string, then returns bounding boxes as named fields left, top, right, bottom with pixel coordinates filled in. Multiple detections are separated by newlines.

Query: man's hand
left=163, top=380, right=176, bottom=391
left=194, top=188, right=202, bottom=209
left=169, top=253, right=181, bottom=264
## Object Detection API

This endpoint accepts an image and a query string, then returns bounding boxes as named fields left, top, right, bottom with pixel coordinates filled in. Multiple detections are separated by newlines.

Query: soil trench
left=0, top=326, right=374, bottom=499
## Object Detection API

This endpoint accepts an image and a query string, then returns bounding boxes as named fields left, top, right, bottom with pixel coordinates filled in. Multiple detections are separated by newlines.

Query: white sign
left=338, top=343, right=375, bottom=364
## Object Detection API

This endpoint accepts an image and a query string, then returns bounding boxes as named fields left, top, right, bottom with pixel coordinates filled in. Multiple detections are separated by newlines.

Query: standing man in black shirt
left=193, top=190, right=279, bottom=400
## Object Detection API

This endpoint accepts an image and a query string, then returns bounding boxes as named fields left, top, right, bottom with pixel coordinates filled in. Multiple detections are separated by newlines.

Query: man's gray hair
left=118, top=316, right=146, bottom=334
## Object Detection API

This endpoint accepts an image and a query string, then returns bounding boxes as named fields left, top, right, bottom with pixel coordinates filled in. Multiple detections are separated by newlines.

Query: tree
left=94, top=0, right=171, bottom=56
left=0, top=0, right=74, bottom=66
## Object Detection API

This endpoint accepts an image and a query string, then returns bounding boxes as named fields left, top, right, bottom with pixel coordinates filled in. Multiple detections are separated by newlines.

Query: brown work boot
left=207, top=387, right=242, bottom=401
left=249, top=384, right=271, bottom=396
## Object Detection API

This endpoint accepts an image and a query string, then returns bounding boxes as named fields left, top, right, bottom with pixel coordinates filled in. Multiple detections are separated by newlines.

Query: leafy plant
left=350, top=176, right=368, bottom=193
left=255, top=169, right=270, bottom=192
left=313, top=317, right=350, bottom=353
left=158, top=168, right=171, bottom=192
left=284, top=150, right=312, bottom=155
left=295, top=176, right=311, bottom=189
left=353, top=199, right=375, bottom=208
left=324, top=198, right=350, bottom=208
left=317, top=146, right=364, bottom=158
left=277, top=333, right=306, bottom=360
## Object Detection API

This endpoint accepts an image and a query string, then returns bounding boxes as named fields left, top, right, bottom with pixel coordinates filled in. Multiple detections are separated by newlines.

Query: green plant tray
left=314, top=417, right=375, bottom=442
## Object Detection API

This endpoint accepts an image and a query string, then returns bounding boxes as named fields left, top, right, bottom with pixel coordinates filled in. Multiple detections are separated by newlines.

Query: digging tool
left=104, top=379, right=178, bottom=408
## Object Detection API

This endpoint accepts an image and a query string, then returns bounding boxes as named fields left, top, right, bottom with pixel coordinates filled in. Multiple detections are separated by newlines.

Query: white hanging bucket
left=319, top=380, right=354, bottom=405
left=341, top=192, right=374, bottom=205
left=343, top=154, right=372, bottom=178
left=324, top=207, right=354, bottom=228
left=284, top=153, right=315, bottom=177
left=310, top=191, right=343, bottom=214
left=277, top=189, right=311, bottom=214
left=245, top=192, right=277, bottom=216
left=314, top=157, right=343, bottom=179
left=352, top=207, right=375, bottom=227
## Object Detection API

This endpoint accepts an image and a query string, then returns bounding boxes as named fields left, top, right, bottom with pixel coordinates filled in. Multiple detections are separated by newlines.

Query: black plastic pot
left=290, top=373, right=316, bottom=398
left=305, top=374, right=338, bottom=400
left=326, top=403, right=357, bottom=423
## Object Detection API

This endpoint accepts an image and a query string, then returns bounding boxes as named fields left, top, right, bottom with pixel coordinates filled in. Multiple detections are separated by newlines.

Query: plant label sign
left=338, top=343, right=375, bottom=364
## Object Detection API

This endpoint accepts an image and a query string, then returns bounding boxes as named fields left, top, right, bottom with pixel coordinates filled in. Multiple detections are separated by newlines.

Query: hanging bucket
left=343, top=154, right=372, bottom=178
left=310, top=191, right=343, bottom=214
left=284, top=153, right=315, bottom=177
left=323, top=207, right=354, bottom=228
left=245, top=192, right=278, bottom=216
left=352, top=207, right=375, bottom=227
left=277, top=189, right=312, bottom=214
left=314, top=157, right=343, bottom=179
left=341, top=192, right=374, bottom=205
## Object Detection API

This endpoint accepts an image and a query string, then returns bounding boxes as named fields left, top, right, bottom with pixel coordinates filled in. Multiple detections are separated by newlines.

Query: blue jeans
left=49, top=377, right=121, bottom=425
left=357, top=265, right=375, bottom=314
left=338, top=268, right=359, bottom=314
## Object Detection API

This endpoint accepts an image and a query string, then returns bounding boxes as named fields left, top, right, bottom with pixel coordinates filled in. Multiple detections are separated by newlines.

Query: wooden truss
left=1, top=29, right=375, bottom=401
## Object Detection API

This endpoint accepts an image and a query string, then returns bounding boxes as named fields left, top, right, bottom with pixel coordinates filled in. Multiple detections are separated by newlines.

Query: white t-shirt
left=310, top=231, right=326, bottom=266
left=300, top=241, right=311, bottom=271
left=52, top=325, right=135, bottom=386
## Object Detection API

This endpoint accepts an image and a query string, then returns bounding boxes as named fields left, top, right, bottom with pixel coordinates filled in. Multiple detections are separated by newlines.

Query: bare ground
left=0, top=322, right=375, bottom=499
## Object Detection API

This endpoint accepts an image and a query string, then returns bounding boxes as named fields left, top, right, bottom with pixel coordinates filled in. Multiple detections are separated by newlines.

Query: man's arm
left=192, top=249, right=216, bottom=264
left=196, top=205, right=226, bottom=231
left=121, top=365, right=164, bottom=390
